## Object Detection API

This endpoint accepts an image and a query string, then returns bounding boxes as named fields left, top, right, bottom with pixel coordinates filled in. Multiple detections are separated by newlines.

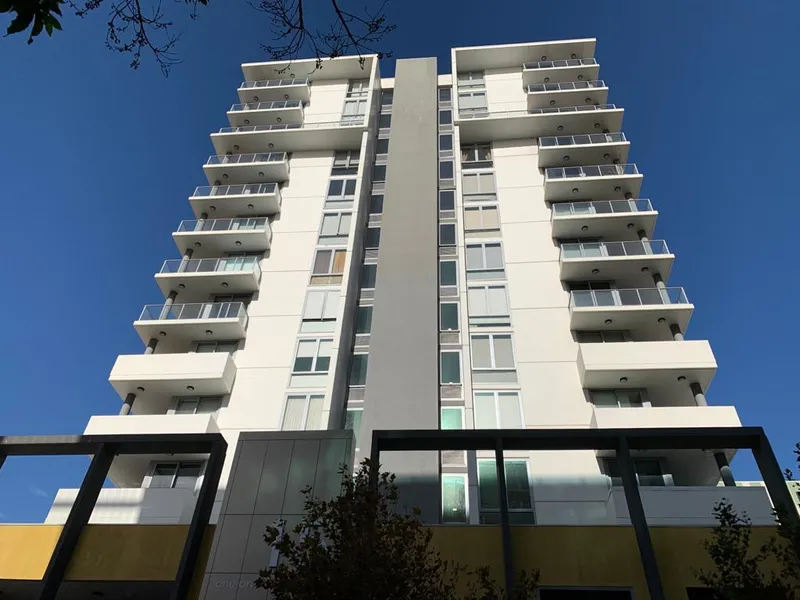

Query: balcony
left=237, top=78, right=311, bottom=103
left=173, top=218, right=272, bottom=254
left=154, top=257, right=261, bottom=296
left=133, top=302, right=248, bottom=351
left=544, top=164, right=643, bottom=202
left=108, top=352, right=236, bottom=413
left=203, top=152, right=289, bottom=185
left=538, top=133, right=629, bottom=168
left=577, top=340, right=717, bottom=391
left=46, top=487, right=198, bottom=525
left=226, top=100, right=304, bottom=128
left=551, top=199, right=657, bottom=238
left=560, top=240, right=674, bottom=282
left=189, top=183, right=281, bottom=218
left=569, top=288, right=693, bottom=335
left=522, top=58, right=600, bottom=86
left=591, top=405, right=740, bottom=430
left=526, top=80, right=608, bottom=109
left=457, top=104, right=623, bottom=144
left=211, top=119, right=365, bottom=154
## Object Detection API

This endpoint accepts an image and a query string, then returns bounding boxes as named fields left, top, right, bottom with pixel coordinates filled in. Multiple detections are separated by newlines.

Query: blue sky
left=0, top=0, right=798, bottom=521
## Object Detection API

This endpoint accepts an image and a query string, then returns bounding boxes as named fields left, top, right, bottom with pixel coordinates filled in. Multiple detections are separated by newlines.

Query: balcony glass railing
left=177, top=218, right=268, bottom=233
left=239, top=78, right=309, bottom=89
left=218, top=120, right=364, bottom=133
left=552, top=199, right=653, bottom=217
left=457, top=104, right=618, bottom=120
left=191, top=183, right=279, bottom=198
left=570, top=287, right=688, bottom=309
left=160, top=257, right=262, bottom=276
left=230, top=100, right=302, bottom=111
left=138, top=302, right=247, bottom=321
left=206, top=152, right=287, bottom=166
left=546, top=164, right=639, bottom=180
left=527, top=80, right=606, bottom=93
left=561, top=240, right=670, bottom=259
left=540, top=133, right=626, bottom=148
left=523, top=58, right=598, bottom=70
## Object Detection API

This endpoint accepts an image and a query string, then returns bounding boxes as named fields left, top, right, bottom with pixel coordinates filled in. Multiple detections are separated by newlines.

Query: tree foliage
left=256, top=459, right=539, bottom=600
left=2, top=0, right=394, bottom=75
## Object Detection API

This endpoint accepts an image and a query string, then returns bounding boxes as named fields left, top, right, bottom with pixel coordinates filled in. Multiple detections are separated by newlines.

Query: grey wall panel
left=211, top=514, right=252, bottom=573
left=241, top=514, right=279, bottom=574
left=253, top=440, right=293, bottom=515
left=314, top=438, right=350, bottom=501
left=225, top=440, right=268, bottom=515
left=282, top=439, right=321, bottom=514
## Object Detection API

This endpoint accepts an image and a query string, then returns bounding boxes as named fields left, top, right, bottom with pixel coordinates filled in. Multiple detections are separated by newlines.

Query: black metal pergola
left=0, top=433, right=227, bottom=600
left=370, top=426, right=797, bottom=600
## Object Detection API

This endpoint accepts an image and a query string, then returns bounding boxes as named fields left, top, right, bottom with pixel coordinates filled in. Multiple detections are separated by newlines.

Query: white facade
left=48, top=40, right=772, bottom=527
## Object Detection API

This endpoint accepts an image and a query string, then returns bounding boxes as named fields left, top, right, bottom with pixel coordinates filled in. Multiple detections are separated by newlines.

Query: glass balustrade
left=552, top=199, right=653, bottom=217
left=160, top=257, right=262, bottom=275
left=457, top=104, right=618, bottom=120
left=191, top=183, right=279, bottom=198
left=138, top=302, right=247, bottom=321
left=240, top=78, right=309, bottom=89
left=230, top=100, right=302, bottom=111
left=523, top=58, right=598, bottom=69
left=540, top=133, right=626, bottom=147
left=176, top=218, right=268, bottom=233
left=570, top=288, right=688, bottom=308
left=206, top=152, right=287, bottom=165
left=560, top=240, right=670, bottom=259
left=218, top=120, right=363, bottom=133
left=546, top=164, right=639, bottom=179
left=527, top=80, right=606, bottom=93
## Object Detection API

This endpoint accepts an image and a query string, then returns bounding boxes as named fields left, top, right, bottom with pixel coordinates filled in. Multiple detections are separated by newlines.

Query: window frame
left=441, top=406, right=464, bottom=430
left=378, top=113, right=392, bottom=129
left=439, top=260, right=458, bottom=286
left=441, top=473, right=468, bottom=524
left=302, top=289, right=340, bottom=325
left=369, top=194, right=384, bottom=214
left=439, top=109, right=452, bottom=126
left=331, top=150, right=360, bottom=175
left=461, top=171, right=497, bottom=199
left=281, top=393, right=325, bottom=431
left=465, top=242, right=505, bottom=273
left=603, top=457, right=669, bottom=487
left=373, top=164, right=387, bottom=182
left=312, top=248, right=347, bottom=276
left=440, top=350, right=462, bottom=384
left=174, top=396, right=223, bottom=415
left=457, top=71, right=485, bottom=88
left=464, top=205, right=500, bottom=232
left=346, top=79, right=369, bottom=97
left=439, top=302, right=460, bottom=331
left=439, top=190, right=456, bottom=211
left=292, top=338, right=334, bottom=374
left=341, top=98, right=367, bottom=124
left=439, top=160, right=454, bottom=180
left=467, top=284, right=510, bottom=317
left=439, top=223, right=457, bottom=247
left=349, top=353, right=369, bottom=387
left=147, top=461, right=205, bottom=490
left=365, top=226, right=381, bottom=249
left=193, top=340, right=239, bottom=354
left=361, top=263, right=378, bottom=289
left=319, top=211, right=353, bottom=240
left=473, top=390, right=524, bottom=429
left=326, top=177, right=358, bottom=204
left=375, top=138, right=390, bottom=156
left=477, top=459, right=534, bottom=523
left=355, top=305, right=373, bottom=334
left=470, top=333, right=516, bottom=370
left=344, top=407, right=363, bottom=450
left=589, top=389, right=645, bottom=408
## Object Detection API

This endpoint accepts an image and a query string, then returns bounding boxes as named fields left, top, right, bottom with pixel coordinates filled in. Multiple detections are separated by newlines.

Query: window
left=194, top=340, right=239, bottom=353
left=439, top=260, right=457, bottom=286
left=468, top=285, right=509, bottom=316
left=441, top=407, right=463, bottom=430
left=369, top=194, right=384, bottom=214
left=461, top=143, right=492, bottom=167
left=356, top=305, right=373, bottom=334
left=292, top=338, right=333, bottom=373
left=462, top=172, right=497, bottom=199
left=474, top=391, right=522, bottom=428
left=326, top=178, right=357, bottom=206
left=282, top=394, right=324, bottom=430
left=464, top=206, right=500, bottom=232
left=349, top=354, right=369, bottom=386
left=439, top=134, right=453, bottom=152
left=439, top=190, right=455, bottom=211
left=471, top=334, right=515, bottom=369
left=312, top=249, right=347, bottom=276
left=212, top=293, right=253, bottom=307
left=576, top=330, right=628, bottom=343
left=149, top=461, right=203, bottom=490
left=438, top=87, right=452, bottom=103
left=341, top=98, right=367, bottom=125
left=458, top=91, right=488, bottom=114
left=457, top=71, right=485, bottom=88
left=345, top=408, right=363, bottom=450
left=477, top=460, right=533, bottom=524
left=440, top=303, right=459, bottom=331
left=365, top=227, right=381, bottom=249
left=466, top=243, right=504, bottom=278
left=439, top=223, right=456, bottom=246
left=380, top=89, right=393, bottom=107
left=590, top=389, right=644, bottom=408
left=603, top=458, right=667, bottom=487
left=373, top=164, right=387, bottom=182
left=378, top=113, right=391, bottom=129
left=175, top=397, right=222, bottom=414
left=442, top=474, right=467, bottom=523
left=361, top=263, right=377, bottom=289
left=439, top=161, right=454, bottom=180
left=440, top=351, right=461, bottom=384
left=332, top=150, right=360, bottom=175
left=439, top=109, right=452, bottom=126
left=302, top=289, right=340, bottom=331
left=319, top=212, right=352, bottom=240
left=347, top=79, right=369, bottom=97
left=376, top=138, right=389, bottom=155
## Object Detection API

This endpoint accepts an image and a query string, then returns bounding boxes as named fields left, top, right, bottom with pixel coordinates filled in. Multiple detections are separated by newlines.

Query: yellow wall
left=0, top=525, right=62, bottom=580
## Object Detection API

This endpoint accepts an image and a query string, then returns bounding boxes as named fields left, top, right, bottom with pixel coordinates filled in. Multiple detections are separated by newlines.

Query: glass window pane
left=322, top=291, right=340, bottom=320
left=282, top=395, right=306, bottom=430
left=439, top=190, right=455, bottom=211
left=487, top=287, right=508, bottom=315
left=440, top=352, right=461, bottom=384
left=439, top=110, right=452, bottom=125
left=361, top=264, right=377, bottom=288
left=332, top=250, right=347, bottom=274
left=442, top=475, right=467, bottom=523
left=478, top=461, right=499, bottom=510
left=380, top=90, right=393, bottom=106
left=366, top=227, right=381, bottom=249
left=474, top=392, right=498, bottom=428
left=174, top=463, right=203, bottom=490
left=484, top=244, right=504, bottom=268
left=482, top=207, right=499, bottom=229
left=327, top=180, right=343, bottom=196
left=505, top=462, right=532, bottom=510
left=197, top=397, right=222, bottom=413
left=338, top=213, right=352, bottom=235
left=439, top=224, right=456, bottom=246
left=216, top=341, right=239, bottom=353
left=344, top=179, right=357, bottom=195
left=376, top=138, right=389, bottom=154
left=305, top=395, right=324, bottom=430
left=468, top=287, right=487, bottom=316
left=441, top=407, right=462, bottom=430
left=438, top=88, right=452, bottom=102
left=471, top=336, right=492, bottom=368
left=349, top=354, right=369, bottom=386
left=369, top=194, right=384, bottom=214
left=498, top=392, right=522, bottom=428
left=493, top=335, right=515, bottom=368
left=603, top=331, right=626, bottom=343
left=373, top=164, right=386, bottom=182
left=313, top=250, right=332, bottom=274
left=320, top=214, right=338, bottom=236
left=303, top=291, right=326, bottom=319
left=356, top=306, right=373, bottom=334
left=591, top=391, right=619, bottom=407
left=345, top=409, right=363, bottom=449
left=378, top=113, right=391, bottom=128
left=464, top=208, right=482, bottom=231
left=316, top=340, right=332, bottom=372
left=439, top=134, right=453, bottom=151
left=462, top=173, right=479, bottom=195
left=618, top=390, right=643, bottom=407
left=293, top=340, right=315, bottom=372
left=175, top=399, right=198, bottom=415
left=466, top=246, right=484, bottom=270
left=150, top=463, right=177, bottom=488
left=440, top=161, right=454, bottom=179
left=480, top=173, right=496, bottom=193
left=439, top=261, right=457, bottom=286
left=577, top=331, right=604, bottom=343
left=440, top=303, right=459, bottom=331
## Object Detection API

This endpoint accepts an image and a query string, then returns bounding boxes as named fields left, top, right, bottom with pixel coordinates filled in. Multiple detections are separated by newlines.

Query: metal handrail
left=569, top=287, right=688, bottom=309
left=218, top=120, right=364, bottom=133
left=230, top=100, right=302, bottom=111
left=176, top=218, right=269, bottom=233
left=540, top=133, right=626, bottom=148
left=560, top=240, right=670, bottom=259
left=239, top=78, right=309, bottom=89
left=191, top=183, right=279, bottom=198
left=552, top=199, right=653, bottom=217
left=159, top=257, right=262, bottom=276
left=523, top=58, right=598, bottom=70
left=527, top=80, right=606, bottom=93
left=138, top=302, right=247, bottom=321
left=546, top=164, right=639, bottom=179
left=457, top=104, right=619, bottom=120
left=206, top=152, right=287, bottom=166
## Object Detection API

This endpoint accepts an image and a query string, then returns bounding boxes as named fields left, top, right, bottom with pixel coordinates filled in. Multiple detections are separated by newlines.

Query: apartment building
left=0, top=39, right=790, bottom=600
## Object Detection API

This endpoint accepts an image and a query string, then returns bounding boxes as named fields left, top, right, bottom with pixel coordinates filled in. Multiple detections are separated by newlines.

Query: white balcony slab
left=226, top=102, right=304, bottom=128
left=551, top=201, right=657, bottom=239
left=172, top=223, right=272, bottom=255
left=538, top=136, right=630, bottom=168
left=211, top=122, right=365, bottom=154
left=545, top=167, right=643, bottom=202
left=560, top=244, right=674, bottom=283
left=84, top=413, right=220, bottom=436
left=237, top=79, right=311, bottom=104
left=522, top=60, right=600, bottom=86
left=591, top=406, right=741, bottom=430
left=527, top=82, right=608, bottom=110
left=203, top=154, right=289, bottom=186
left=133, top=304, right=248, bottom=352
left=155, top=260, right=261, bottom=297
left=46, top=487, right=197, bottom=525
left=189, top=184, right=281, bottom=219
left=569, top=291, right=693, bottom=334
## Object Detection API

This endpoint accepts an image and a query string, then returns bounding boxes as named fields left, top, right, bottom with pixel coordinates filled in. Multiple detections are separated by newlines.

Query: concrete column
left=197, top=212, right=209, bottom=230
left=690, top=382, right=707, bottom=407
left=119, top=393, right=136, bottom=415
left=637, top=229, right=649, bottom=242
left=144, top=338, right=158, bottom=354
left=669, top=323, right=684, bottom=341
left=714, top=452, right=736, bottom=487
left=158, top=290, right=179, bottom=320
left=624, top=192, right=633, bottom=200
left=177, top=248, right=194, bottom=273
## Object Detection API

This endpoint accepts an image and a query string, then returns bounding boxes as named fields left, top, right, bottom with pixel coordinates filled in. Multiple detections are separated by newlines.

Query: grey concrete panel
left=212, top=514, right=252, bottom=573
left=235, top=574, right=267, bottom=600
left=241, top=514, right=280, bottom=574
left=205, top=515, right=224, bottom=573
left=282, top=440, right=321, bottom=514
left=226, top=440, right=268, bottom=515
left=313, top=438, right=350, bottom=501
left=204, top=573, right=241, bottom=600
left=253, top=440, right=294, bottom=515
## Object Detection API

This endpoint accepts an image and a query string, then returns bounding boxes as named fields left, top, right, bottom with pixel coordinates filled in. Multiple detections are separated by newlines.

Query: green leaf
left=0, top=0, right=13, bottom=14
left=51, top=1, right=62, bottom=16
left=31, top=14, right=44, bottom=38
left=6, top=12, right=34, bottom=35
left=46, top=14, right=61, bottom=30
